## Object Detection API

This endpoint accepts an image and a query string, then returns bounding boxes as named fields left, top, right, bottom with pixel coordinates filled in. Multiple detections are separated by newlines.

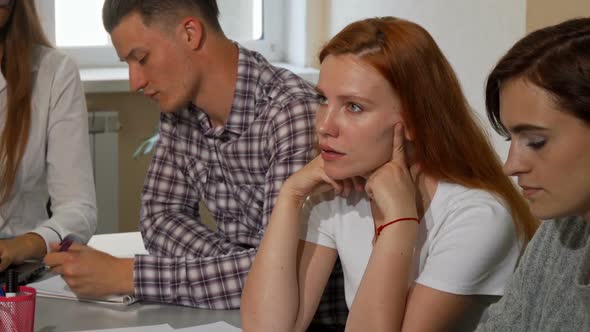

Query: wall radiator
left=88, top=111, right=119, bottom=234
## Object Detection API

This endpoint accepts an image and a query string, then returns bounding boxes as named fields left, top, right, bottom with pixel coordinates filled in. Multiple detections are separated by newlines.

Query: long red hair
left=0, top=0, right=52, bottom=205
left=320, top=17, right=538, bottom=243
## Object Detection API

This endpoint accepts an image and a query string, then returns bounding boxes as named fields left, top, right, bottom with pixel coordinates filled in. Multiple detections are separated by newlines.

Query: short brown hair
left=102, top=0, right=221, bottom=34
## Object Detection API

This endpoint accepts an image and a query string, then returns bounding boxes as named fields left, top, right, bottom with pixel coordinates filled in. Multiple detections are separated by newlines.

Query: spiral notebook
left=28, top=274, right=137, bottom=305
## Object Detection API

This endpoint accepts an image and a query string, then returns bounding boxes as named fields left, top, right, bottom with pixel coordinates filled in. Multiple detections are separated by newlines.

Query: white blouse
left=0, top=46, right=96, bottom=251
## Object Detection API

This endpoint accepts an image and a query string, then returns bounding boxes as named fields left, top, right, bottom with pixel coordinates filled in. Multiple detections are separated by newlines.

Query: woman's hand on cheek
left=365, top=124, right=418, bottom=221
left=282, top=155, right=344, bottom=202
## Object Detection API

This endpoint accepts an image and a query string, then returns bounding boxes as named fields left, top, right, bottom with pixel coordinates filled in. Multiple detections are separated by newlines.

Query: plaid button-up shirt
left=132, top=44, right=347, bottom=325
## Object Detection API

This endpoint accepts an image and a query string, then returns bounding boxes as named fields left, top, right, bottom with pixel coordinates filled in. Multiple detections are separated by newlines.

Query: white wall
left=325, top=0, right=527, bottom=161
left=285, top=0, right=308, bottom=66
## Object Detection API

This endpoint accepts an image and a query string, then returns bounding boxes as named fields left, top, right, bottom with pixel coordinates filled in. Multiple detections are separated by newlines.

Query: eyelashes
left=527, top=138, right=546, bottom=150
left=316, top=95, right=364, bottom=113
left=347, top=103, right=362, bottom=113
left=504, top=135, right=547, bottom=150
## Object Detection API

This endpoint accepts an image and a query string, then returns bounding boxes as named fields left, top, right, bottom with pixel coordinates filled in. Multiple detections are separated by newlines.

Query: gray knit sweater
left=476, top=217, right=590, bottom=331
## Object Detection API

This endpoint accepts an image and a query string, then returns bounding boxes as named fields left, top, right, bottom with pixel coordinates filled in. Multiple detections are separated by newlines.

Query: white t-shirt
left=301, top=182, right=520, bottom=310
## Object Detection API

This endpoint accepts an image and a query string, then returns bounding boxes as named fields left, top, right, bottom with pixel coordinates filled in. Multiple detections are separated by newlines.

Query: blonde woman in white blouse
left=0, top=0, right=96, bottom=271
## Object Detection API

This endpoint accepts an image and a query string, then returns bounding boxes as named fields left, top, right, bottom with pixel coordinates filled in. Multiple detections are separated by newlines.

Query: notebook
left=0, top=260, right=47, bottom=286
left=28, top=273, right=137, bottom=305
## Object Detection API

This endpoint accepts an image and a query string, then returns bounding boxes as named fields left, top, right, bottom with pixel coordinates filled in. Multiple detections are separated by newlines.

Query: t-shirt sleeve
left=299, top=194, right=337, bottom=249
left=416, top=196, right=520, bottom=296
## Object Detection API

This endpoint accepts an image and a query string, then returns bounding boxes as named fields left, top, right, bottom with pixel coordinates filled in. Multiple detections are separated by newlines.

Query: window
left=36, top=0, right=284, bottom=68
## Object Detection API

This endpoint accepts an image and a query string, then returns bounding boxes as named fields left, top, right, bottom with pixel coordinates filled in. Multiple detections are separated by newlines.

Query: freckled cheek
left=315, top=111, right=325, bottom=128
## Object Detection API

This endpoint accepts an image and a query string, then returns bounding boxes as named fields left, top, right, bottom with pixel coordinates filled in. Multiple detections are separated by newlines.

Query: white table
left=35, top=297, right=241, bottom=331
left=33, top=232, right=242, bottom=331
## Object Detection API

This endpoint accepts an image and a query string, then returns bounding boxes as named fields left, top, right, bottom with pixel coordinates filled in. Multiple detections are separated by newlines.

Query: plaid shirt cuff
left=133, top=249, right=255, bottom=309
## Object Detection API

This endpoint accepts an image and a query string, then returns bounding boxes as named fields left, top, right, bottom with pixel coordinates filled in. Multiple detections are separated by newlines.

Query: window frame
left=36, top=0, right=285, bottom=68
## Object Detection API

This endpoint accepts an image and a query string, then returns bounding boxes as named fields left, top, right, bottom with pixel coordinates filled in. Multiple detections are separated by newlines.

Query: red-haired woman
left=0, top=0, right=96, bottom=271
left=242, top=17, right=537, bottom=331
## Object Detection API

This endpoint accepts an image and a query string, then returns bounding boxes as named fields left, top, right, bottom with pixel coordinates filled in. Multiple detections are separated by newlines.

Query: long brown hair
left=0, top=0, right=51, bottom=205
left=320, top=17, right=538, bottom=243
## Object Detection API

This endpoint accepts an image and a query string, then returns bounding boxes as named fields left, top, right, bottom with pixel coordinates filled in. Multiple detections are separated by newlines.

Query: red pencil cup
left=0, top=286, right=36, bottom=332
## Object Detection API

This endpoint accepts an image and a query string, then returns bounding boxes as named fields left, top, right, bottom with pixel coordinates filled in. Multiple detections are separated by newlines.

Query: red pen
left=57, top=234, right=78, bottom=252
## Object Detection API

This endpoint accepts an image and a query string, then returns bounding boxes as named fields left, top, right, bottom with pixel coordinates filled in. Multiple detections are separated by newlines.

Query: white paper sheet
left=74, top=324, right=174, bottom=332
left=70, top=322, right=240, bottom=332
left=87, top=232, right=148, bottom=258
left=175, top=322, right=241, bottom=332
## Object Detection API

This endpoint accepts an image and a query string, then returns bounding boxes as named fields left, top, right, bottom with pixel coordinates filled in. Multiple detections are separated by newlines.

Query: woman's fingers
left=391, top=123, right=407, bottom=167
left=351, top=176, right=365, bottom=193
left=322, top=172, right=343, bottom=195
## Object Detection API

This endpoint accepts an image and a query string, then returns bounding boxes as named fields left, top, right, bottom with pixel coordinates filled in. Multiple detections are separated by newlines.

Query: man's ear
left=180, top=17, right=204, bottom=50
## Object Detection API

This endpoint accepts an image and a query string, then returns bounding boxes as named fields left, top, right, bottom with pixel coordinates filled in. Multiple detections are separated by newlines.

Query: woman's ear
left=396, top=120, right=414, bottom=142
left=404, top=126, right=414, bottom=142
left=180, top=17, right=204, bottom=50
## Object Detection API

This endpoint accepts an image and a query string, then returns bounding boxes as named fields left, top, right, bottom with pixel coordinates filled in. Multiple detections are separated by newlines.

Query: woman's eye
left=138, top=55, right=148, bottom=65
left=317, top=95, right=328, bottom=105
left=347, top=103, right=362, bottom=113
left=527, top=138, right=546, bottom=150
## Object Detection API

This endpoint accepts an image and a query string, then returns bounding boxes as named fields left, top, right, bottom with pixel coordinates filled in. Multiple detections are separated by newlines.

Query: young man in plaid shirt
left=45, top=0, right=347, bottom=328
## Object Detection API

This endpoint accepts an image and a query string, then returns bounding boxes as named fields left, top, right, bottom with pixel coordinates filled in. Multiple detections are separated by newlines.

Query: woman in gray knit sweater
left=476, top=17, right=590, bottom=331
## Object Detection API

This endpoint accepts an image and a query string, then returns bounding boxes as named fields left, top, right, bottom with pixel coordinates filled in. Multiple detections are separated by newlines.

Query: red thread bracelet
left=375, top=217, right=420, bottom=237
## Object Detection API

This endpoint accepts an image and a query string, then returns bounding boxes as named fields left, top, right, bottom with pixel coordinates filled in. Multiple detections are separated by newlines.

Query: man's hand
left=44, top=243, right=135, bottom=298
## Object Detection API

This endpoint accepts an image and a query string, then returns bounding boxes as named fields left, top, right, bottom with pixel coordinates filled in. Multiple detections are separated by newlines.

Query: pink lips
left=143, top=90, right=159, bottom=100
left=320, top=144, right=345, bottom=161
left=520, top=185, right=541, bottom=198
